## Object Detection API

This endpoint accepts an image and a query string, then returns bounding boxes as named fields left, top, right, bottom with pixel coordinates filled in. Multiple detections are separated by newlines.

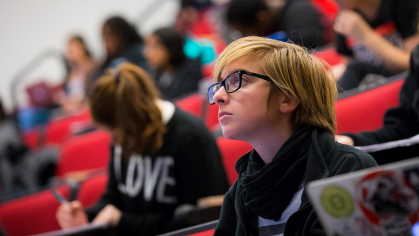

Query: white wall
left=0, top=0, right=179, bottom=112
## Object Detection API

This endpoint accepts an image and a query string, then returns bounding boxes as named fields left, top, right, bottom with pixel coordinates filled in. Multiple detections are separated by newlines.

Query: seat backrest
left=45, top=110, right=92, bottom=145
left=313, top=47, right=343, bottom=66
left=189, top=229, right=215, bottom=236
left=202, top=64, right=214, bottom=79
left=56, top=130, right=111, bottom=177
left=335, top=78, right=405, bottom=134
left=175, top=93, right=204, bottom=118
left=0, top=186, right=69, bottom=236
left=204, top=103, right=220, bottom=132
left=77, top=174, right=109, bottom=209
left=216, top=138, right=253, bottom=186
left=23, top=129, right=39, bottom=150
left=311, top=0, right=338, bottom=18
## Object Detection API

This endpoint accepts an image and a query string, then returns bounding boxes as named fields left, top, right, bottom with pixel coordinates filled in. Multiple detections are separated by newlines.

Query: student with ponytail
left=56, top=63, right=229, bottom=235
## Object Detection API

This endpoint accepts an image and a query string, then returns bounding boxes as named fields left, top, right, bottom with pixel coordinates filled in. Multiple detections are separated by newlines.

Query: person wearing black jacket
left=336, top=45, right=419, bottom=146
left=207, top=36, right=377, bottom=236
left=225, top=0, right=326, bottom=49
left=56, top=63, right=229, bottom=235
left=144, top=27, right=202, bottom=100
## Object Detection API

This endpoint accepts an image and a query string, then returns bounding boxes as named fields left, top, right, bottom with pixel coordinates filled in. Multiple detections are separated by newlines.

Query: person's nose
left=213, top=87, right=229, bottom=106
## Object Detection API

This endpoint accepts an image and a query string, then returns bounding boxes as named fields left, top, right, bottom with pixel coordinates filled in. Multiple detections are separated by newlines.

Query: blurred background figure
left=174, top=0, right=212, bottom=33
left=56, top=63, right=228, bottom=235
left=101, top=16, right=149, bottom=73
left=144, top=27, right=202, bottom=99
left=225, top=0, right=327, bottom=49
left=0, top=97, right=58, bottom=198
left=58, top=36, right=98, bottom=115
left=336, top=45, right=419, bottom=146
left=0, top=97, right=28, bottom=195
left=333, top=0, right=419, bottom=91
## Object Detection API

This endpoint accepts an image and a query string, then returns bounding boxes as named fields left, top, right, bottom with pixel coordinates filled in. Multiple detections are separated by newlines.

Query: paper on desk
left=355, top=134, right=419, bottom=153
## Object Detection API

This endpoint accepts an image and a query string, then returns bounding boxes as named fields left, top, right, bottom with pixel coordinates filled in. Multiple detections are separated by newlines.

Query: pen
left=51, top=188, right=69, bottom=204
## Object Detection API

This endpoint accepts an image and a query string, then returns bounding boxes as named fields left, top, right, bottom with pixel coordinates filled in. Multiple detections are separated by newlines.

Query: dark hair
left=226, top=0, right=268, bottom=26
left=90, top=63, right=165, bottom=159
left=103, top=16, right=143, bottom=52
left=69, top=35, right=92, bottom=58
left=152, top=27, right=186, bottom=68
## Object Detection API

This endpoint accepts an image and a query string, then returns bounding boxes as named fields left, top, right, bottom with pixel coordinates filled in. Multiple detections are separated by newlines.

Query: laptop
left=307, top=157, right=419, bottom=236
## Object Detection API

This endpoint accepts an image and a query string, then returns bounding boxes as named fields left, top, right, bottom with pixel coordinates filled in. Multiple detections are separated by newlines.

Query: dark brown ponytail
left=90, top=63, right=166, bottom=159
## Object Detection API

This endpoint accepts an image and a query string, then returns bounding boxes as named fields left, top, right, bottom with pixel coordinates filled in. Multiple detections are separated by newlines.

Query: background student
left=143, top=27, right=202, bottom=99
left=58, top=35, right=98, bottom=114
left=56, top=63, right=229, bottom=235
left=225, top=0, right=327, bottom=49
left=336, top=45, right=419, bottom=146
left=333, top=0, right=419, bottom=91
left=100, top=16, right=149, bottom=73
left=208, top=37, right=377, bottom=235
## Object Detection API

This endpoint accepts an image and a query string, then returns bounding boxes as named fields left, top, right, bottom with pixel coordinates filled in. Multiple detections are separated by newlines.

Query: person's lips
left=219, top=111, right=232, bottom=119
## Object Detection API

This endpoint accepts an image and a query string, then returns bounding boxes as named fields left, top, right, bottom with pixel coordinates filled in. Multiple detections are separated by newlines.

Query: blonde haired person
left=56, top=63, right=229, bottom=235
left=209, top=37, right=377, bottom=236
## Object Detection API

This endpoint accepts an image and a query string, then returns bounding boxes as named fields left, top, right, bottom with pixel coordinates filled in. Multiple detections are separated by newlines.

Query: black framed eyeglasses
left=207, top=70, right=271, bottom=105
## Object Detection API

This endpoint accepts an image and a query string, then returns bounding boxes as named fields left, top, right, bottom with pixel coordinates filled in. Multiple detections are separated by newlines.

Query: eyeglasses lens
left=208, top=83, right=220, bottom=104
left=226, top=72, right=240, bottom=92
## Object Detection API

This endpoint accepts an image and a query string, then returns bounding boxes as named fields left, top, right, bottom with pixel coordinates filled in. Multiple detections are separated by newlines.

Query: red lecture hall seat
left=77, top=174, right=109, bottom=209
left=335, top=78, right=404, bottom=134
left=56, top=130, right=111, bottom=177
left=217, top=137, right=253, bottom=186
left=0, top=186, right=70, bottom=236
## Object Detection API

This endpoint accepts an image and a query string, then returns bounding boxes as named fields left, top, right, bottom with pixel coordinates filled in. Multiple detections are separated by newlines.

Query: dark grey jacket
left=214, top=130, right=377, bottom=236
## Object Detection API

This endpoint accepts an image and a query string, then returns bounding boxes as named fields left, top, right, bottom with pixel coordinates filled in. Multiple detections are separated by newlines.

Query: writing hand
left=92, top=204, right=122, bottom=227
left=56, top=200, right=88, bottom=229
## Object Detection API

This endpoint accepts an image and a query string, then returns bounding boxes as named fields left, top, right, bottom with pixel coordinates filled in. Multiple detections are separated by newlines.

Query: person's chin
left=221, top=126, right=240, bottom=140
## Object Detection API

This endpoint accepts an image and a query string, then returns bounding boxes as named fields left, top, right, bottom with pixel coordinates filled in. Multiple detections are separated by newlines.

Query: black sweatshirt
left=214, top=128, right=377, bottom=236
left=86, top=108, right=229, bottom=235
left=346, top=46, right=419, bottom=146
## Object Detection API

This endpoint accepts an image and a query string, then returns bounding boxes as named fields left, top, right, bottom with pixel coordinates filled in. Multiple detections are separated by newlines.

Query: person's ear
left=278, top=93, right=299, bottom=114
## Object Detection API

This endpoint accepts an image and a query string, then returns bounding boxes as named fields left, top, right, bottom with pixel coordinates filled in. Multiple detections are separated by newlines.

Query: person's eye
left=241, top=75, right=251, bottom=82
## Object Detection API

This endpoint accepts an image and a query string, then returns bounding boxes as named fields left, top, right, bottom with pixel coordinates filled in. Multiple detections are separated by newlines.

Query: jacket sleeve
left=330, top=148, right=378, bottom=175
left=281, top=1, right=325, bottom=49
left=345, top=46, right=419, bottom=146
left=214, top=186, right=238, bottom=236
